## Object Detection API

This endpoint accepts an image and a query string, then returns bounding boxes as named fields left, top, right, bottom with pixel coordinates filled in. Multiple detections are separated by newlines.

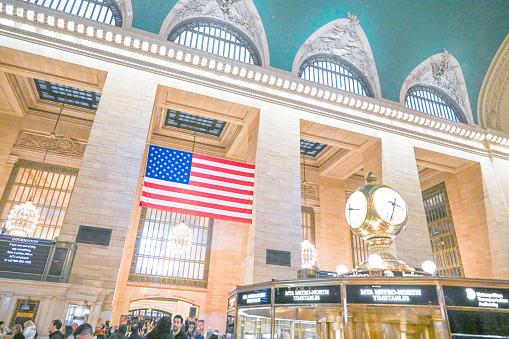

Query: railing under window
left=23, top=0, right=122, bottom=26
left=129, top=209, right=213, bottom=288
left=422, top=182, right=464, bottom=277
left=169, top=21, right=260, bottom=65
left=299, top=57, right=372, bottom=97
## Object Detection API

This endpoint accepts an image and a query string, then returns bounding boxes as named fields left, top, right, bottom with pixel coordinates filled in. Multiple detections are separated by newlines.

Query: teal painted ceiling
left=130, top=0, right=509, bottom=124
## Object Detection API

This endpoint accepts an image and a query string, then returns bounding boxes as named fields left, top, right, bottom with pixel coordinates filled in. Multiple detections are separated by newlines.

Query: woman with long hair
left=11, top=324, right=25, bottom=339
left=146, top=317, right=173, bottom=339
left=23, top=321, right=37, bottom=339
left=63, top=326, right=73, bottom=339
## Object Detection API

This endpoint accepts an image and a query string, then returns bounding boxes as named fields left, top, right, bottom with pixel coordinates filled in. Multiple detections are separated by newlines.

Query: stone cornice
left=2, top=1, right=509, bottom=160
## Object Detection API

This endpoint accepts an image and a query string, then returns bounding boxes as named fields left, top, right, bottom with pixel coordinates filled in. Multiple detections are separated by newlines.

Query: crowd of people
left=0, top=317, right=224, bottom=339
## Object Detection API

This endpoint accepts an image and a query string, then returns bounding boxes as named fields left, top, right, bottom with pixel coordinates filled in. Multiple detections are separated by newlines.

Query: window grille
left=405, top=85, right=466, bottom=123
left=23, top=0, right=122, bottom=26
left=299, top=56, right=373, bottom=97
left=300, top=139, right=327, bottom=157
left=168, top=21, right=260, bottom=65
left=129, top=209, right=213, bottom=288
left=422, top=182, right=464, bottom=277
left=165, top=109, right=226, bottom=137
left=346, top=191, right=369, bottom=267
left=0, top=160, right=78, bottom=240
left=301, top=206, right=315, bottom=244
left=34, top=79, right=102, bottom=110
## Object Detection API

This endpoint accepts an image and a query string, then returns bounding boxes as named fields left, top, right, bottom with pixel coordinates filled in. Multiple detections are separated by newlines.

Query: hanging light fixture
left=168, top=218, right=194, bottom=255
left=168, top=132, right=197, bottom=255
left=5, top=90, right=67, bottom=237
left=301, top=154, right=317, bottom=269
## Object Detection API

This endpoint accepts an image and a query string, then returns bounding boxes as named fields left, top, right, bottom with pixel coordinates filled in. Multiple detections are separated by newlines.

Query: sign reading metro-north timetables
left=346, top=284, right=439, bottom=305
left=275, top=285, right=341, bottom=304
left=443, top=286, right=509, bottom=309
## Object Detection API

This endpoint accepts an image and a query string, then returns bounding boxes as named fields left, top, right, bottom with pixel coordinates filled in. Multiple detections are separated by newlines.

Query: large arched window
left=168, top=21, right=261, bottom=66
left=298, top=56, right=373, bottom=97
left=23, top=0, right=122, bottom=26
left=405, top=85, right=467, bottom=123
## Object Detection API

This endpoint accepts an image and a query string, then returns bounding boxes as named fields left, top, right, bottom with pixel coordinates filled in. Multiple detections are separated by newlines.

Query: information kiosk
left=228, top=174, right=509, bottom=338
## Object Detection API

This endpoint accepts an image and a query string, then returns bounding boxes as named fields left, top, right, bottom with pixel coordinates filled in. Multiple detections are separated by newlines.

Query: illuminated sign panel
left=346, top=285, right=439, bottom=305
left=0, top=236, right=52, bottom=275
left=275, top=285, right=341, bottom=304
left=237, top=289, right=271, bottom=306
left=228, top=296, right=236, bottom=309
left=443, top=286, right=509, bottom=309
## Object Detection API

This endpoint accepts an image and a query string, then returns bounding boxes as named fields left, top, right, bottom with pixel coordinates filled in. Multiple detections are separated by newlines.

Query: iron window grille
left=129, top=209, right=213, bottom=288
left=165, top=109, right=227, bottom=137
left=346, top=191, right=369, bottom=267
left=299, top=56, right=373, bottom=97
left=405, top=85, right=466, bottom=123
left=0, top=159, right=78, bottom=240
left=23, top=0, right=122, bottom=26
left=422, top=182, right=464, bottom=277
left=300, top=139, right=327, bottom=157
left=168, top=21, right=261, bottom=66
left=34, top=79, right=102, bottom=110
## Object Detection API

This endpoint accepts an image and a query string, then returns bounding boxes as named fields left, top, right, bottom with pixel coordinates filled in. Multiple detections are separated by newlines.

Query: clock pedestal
left=355, top=236, right=413, bottom=271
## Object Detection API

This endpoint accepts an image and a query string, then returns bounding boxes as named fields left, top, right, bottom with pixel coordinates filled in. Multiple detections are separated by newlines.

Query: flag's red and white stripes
left=140, top=153, right=255, bottom=223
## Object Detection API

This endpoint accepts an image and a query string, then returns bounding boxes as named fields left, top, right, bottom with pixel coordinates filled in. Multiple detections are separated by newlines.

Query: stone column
left=0, top=293, right=15, bottom=324
left=0, top=115, right=21, bottom=196
left=58, top=70, right=158, bottom=292
left=362, top=135, right=433, bottom=267
left=241, top=109, right=302, bottom=284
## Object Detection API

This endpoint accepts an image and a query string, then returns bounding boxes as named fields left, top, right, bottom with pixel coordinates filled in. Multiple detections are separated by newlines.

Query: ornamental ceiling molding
left=292, top=13, right=381, bottom=99
left=15, top=131, right=86, bottom=157
left=400, top=49, right=474, bottom=125
left=159, top=0, right=270, bottom=67
left=479, top=33, right=509, bottom=133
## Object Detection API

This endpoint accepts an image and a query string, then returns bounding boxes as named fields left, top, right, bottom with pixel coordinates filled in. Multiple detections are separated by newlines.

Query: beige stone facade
left=0, top=1, right=509, bottom=337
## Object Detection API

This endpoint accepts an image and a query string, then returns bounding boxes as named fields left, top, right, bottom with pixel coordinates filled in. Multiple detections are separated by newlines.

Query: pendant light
left=5, top=91, right=66, bottom=237
left=168, top=132, right=196, bottom=255
left=301, top=154, right=317, bottom=269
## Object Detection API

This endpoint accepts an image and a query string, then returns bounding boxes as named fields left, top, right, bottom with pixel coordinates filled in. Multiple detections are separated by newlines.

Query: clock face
left=345, top=191, right=368, bottom=229
left=372, top=187, right=408, bottom=225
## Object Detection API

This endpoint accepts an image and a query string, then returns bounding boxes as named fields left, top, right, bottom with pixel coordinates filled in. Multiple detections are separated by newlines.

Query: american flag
left=139, top=145, right=255, bottom=223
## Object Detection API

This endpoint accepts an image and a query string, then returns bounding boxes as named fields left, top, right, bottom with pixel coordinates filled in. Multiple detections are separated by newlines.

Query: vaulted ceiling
left=129, top=0, right=509, bottom=124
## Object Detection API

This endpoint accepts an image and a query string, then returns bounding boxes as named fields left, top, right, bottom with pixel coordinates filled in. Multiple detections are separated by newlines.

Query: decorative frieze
left=16, top=131, right=86, bottom=157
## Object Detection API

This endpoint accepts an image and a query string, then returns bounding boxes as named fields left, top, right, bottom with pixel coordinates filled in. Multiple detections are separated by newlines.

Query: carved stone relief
left=160, top=0, right=269, bottom=65
left=293, top=13, right=381, bottom=98
left=401, top=48, right=473, bottom=124
left=16, top=131, right=86, bottom=157
left=480, top=34, right=509, bottom=132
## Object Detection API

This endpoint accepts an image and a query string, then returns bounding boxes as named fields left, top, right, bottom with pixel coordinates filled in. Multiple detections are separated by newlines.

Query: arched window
left=405, top=85, right=467, bottom=123
left=168, top=21, right=260, bottom=66
left=298, top=56, right=373, bottom=97
left=23, top=0, right=122, bottom=26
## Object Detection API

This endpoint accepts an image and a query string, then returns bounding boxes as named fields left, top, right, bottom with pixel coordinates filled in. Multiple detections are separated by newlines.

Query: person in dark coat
left=108, top=325, right=126, bottom=339
left=146, top=316, right=172, bottom=339
left=128, top=324, right=143, bottom=339
left=171, top=316, right=186, bottom=339
left=49, top=320, right=64, bottom=339
left=63, top=326, right=73, bottom=339
left=11, top=324, right=25, bottom=339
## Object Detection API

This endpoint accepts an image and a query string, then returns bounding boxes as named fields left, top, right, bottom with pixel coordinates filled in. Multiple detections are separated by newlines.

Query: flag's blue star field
left=145, top=145, right=192, bottom=184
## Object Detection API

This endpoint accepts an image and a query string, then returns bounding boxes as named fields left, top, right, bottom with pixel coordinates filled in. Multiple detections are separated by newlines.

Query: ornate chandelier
left=301, top=239, right=317, bottom=269
left=168, top=219, right=193, bottom=255
left=300, top=155, right=317, bottom=269
left=5, top=201, right=40, bottom=237
left=5, top=93, right=67, bottom=238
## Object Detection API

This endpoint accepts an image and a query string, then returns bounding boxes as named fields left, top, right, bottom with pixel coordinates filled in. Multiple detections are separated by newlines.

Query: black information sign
left=443, top=285, right=509, bottom=309
left=275, top=285, right=341, bottom=304
left=228, top=295, right=236, bottom=309
left=237, top=289, right=271, bottom=306
left=0, top=235, right=52, bottom=275
left=346, top=284, right=439, bottom=305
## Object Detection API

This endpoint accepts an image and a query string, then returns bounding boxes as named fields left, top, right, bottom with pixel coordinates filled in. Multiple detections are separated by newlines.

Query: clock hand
left=389, top=198, right=397, bottom=223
